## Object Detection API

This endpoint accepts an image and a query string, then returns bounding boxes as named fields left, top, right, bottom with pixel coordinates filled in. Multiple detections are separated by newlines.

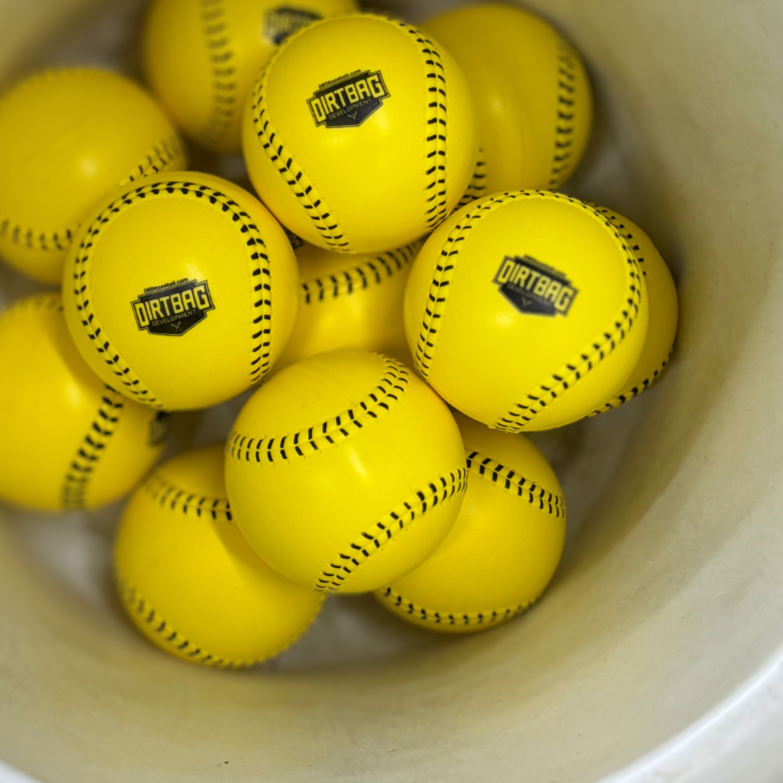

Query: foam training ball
left=62, top=172, right=299, bottom=412
left=376, top=410, right=566, bottom=633
left=0, top=293, right=169, bottom=512
left=115, top=444, right=324, bottom=668
left=0, top=68, right=187, bottom=284
left=404, top=192, right=650, bottom=432
left=422, top=3, right=592, bottom=194
left=590, top=206, right=679, bottom=414
left=144, top=0, right=357, bottom=155
left=243, top=13, right=479, bottom=254
left=226, top=350, right=468, bottom=594
left=275, top=241, right=419, bottom=371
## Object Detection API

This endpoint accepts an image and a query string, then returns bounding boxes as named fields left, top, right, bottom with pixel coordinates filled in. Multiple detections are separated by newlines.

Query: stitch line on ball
left=316, top=465, right=468, bottom=592
left=228, top=357, right=410, bottom=464
left=60, top=386, right=125, bottom=511
left=0, top=292, right=62, bottom=325
left=197, top=0, right=238, bottom=149
left=116, top=571, right=257, bottom=668
left=494, top=193, right=644, bottom=432
left=300, top=243, right=419, bottom=304
left=250, top=49, right=350, bottom=252
left=466, top=450, right=566, bottom=518
left=458, top=147, right=488, bottom=208
left=0, top=133, right=184, bottom=254
left=143, top=471, right=233, bottom=522
left=377, top=586, right=536, bottom=627
left=414, top=192, right=524, bottom=379
left=71, top=180, right=273, bottom=408
left=589, top=352, right=672, bottom=416
left=549, top=35, right=578, bottom=189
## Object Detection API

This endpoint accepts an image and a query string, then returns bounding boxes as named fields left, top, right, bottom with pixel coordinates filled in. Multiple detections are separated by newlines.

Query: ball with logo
left=0, top=68, right=186, bottom=284
left=143, top=0, right=357, bottom=155
left=275, top=241, right=419, bottom=371
left=0, top=293, right=169, bottom=512
left=243, top=13, right=479, bottom=255
left=422, top=3, right=593, bottom=195
left=62, top=172, right=299, bottom=412
left=404, top=191, right=650, bottom=432
left=376, top=411, right=567, bottom=633
left=115, top=444, right=324, bottom=668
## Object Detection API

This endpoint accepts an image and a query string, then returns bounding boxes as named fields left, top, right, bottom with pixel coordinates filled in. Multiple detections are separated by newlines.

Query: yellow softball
left=226, top=350, right=467, bottom=594
left=404, top=192, right=650, bottom=432
left=243, top=13, right=479, bottom=254
left=275, top=241, right=419, bottom=371
left=376, top=411, right=566, bottom=633
left=0, top=68, right=186, bottom=285
left=143, top=0, right=357, bottom=155
left=0, top=293, right=168, bottom=512
left=62, top=172, right=299, bottom=412
left=590, top=206, right=679, bottom=414
left=422, top=3, right=592, bottom=195
left=115, top=444, right=323, bottom=668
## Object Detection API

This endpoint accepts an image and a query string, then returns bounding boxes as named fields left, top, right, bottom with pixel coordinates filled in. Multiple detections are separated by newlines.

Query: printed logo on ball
left=264, top=7, right=321, bottom=45
left=307, top=70, right=390, bottom=128
left=131, top=278, right=215, bottom=336
left=493, top=255, right=578, bottom=317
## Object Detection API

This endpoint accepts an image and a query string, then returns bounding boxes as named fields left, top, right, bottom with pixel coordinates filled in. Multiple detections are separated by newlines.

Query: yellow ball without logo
left=226, top=350, right=468, bottom=594
left=590, top=206, right=679, bottom=414
left=0, top=68, right=187, bottom=285
left=243, top=14, right=479, bottom=254
left=404, top=192, right=650, bottom=432
left=115, top=444, right=323, bottom=668
left=0, top=293, right=168, bottom=512
left=423, top=3, right=592, bottom=194
left=144, top=0, right=358, bottom=155
left=62, top=172, right=299, bottom=412
left=376, top=411, right=566, bottom=633
left=275, top=241, right=419, bottom=371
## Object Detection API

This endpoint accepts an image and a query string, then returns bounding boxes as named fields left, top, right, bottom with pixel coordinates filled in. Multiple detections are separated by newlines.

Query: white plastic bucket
left=3, top=1, right=783, bottom=781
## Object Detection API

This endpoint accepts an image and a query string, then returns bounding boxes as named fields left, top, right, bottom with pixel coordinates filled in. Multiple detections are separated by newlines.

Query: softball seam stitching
left=71, top=180, right=273, bottom=409
left=458, top=147, right=488, bottom=208
left=300, top=243, right=418, bottom=304
left=60, top=386, right=125, bottom=511
left=228, top=357, right=410, bottom=464
left=143, top=471, right=232, bottom=521
left=549, top=35, right=578, bottom=189
left=197, top=0, right=238, bottom=150
left=377, top=585, right=536, bottom=628
left=466, top=450, right=565, bottom=518
left=316, top=465, right=468, bottom=592
left=0, top=134, right=184, bottom=253
left=249, top=32, right=350, bottom=251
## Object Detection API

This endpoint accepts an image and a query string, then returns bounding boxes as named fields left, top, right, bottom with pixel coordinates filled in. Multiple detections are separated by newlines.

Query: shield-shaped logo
left=264, top=7, right=321, bottom=45
left=131, top=278, right=215, bottom=336
left=307, top=70, right=390, bottom=128
left=493, top=255, right=578, bottom=317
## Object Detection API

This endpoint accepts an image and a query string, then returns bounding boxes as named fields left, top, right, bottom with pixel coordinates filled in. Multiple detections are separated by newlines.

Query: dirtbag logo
left=493, top=255, right=578, bottom=316
left=264, top=7, right=321, bottom=45
left=307, top=70, right=390, bottom=128
left=131, top=278, right=215, bottom=336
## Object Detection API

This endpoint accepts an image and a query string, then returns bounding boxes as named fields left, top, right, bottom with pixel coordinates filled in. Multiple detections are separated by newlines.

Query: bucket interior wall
left=2, top=1, right=783, bottom=781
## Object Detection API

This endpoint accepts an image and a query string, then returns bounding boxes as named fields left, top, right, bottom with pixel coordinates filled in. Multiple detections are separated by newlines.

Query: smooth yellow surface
left=144, top=0, right=357, bottom=155
left=591, top=206, right=679, bottom=414
left=243, top=13, right=479, bottom=254
left=404, top=191, right=649, bottom=431
left=226, top=350, right=467, bottom=593
left=376, top=411, right=566, bottom=633
left=275, top=241, right=418, bottom=370
left=61, top=171, right=299, bottom=412
left=115, top=444, right=323, bottom=667
left=0, top=293, right=166, bottom=511
left=0, top=68, right=186, bottom=284
left=423, top=3, right=592, bottom=193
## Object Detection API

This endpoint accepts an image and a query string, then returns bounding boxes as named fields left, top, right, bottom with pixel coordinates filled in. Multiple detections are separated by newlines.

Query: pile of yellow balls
left=0, top=1, right=678, bottom=668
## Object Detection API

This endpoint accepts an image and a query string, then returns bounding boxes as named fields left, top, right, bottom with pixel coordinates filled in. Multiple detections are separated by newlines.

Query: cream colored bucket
left=3, top=1, right=783, bottom=781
